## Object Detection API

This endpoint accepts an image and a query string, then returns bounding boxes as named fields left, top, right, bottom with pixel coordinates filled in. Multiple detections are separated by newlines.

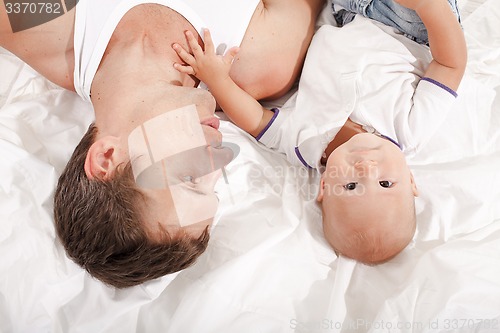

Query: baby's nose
left=354, top=159, right=377, bottom=168
left=354, top=160, right=379, bottom=178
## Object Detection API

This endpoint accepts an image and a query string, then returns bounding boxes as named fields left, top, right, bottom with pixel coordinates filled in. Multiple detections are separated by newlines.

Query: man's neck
left=88, top=3, right=202, bottom=138
left=90, top=34, right=196, bottom=138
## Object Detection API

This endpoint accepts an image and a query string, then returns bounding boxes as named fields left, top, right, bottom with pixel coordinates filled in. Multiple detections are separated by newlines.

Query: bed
left=1, top=0, right=499, bottom=332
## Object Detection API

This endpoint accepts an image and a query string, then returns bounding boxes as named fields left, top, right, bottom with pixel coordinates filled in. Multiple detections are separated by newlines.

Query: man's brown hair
left=53, top=124, right=209, bottom=288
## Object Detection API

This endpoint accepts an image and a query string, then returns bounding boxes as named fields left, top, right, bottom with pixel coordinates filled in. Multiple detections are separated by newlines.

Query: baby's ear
left=410, top=172, right=419, bottom=197
left=317, top=178, right=325, bottom=202
left=84, top=136, right=123, bottom=180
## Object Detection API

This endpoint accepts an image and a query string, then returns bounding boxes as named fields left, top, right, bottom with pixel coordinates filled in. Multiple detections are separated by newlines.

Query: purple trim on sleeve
left=256, top=108, right=280, bottom=141
left=421, top=77, right=458, bottom=97
left=295, top=147, right=313, bottom=169
left=380, top=134, right=402, bottom=150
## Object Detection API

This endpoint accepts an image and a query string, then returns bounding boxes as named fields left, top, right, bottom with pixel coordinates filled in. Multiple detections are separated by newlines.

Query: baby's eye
left=343, top=182, right=358, bottom=190
left=379, top=180, right=394, bottom=188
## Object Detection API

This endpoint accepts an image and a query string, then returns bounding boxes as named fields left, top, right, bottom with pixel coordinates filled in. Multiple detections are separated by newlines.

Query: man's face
left=128, top=92, right=234, bottom=235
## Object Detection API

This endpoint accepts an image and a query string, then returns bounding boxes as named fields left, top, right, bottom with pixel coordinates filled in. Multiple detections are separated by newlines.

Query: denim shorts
left=332, top=0, right=461, bottom=45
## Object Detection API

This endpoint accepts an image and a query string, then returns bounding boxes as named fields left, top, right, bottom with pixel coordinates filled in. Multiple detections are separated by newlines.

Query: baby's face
left=321, top=133, right=413, bottom=199
left=318, top=133, right=418, bottom=261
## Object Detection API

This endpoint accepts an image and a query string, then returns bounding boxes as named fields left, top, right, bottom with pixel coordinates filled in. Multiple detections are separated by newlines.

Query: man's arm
left=0, top=0, right=76, bottom=90
left=398, top=0, right=467, bottom=91
left=173, top=29, right=275, bottom=138
left=0, top=0, right=15, bottom=46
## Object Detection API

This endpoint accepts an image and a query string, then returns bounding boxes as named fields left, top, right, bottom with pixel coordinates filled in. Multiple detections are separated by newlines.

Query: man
left=0, top=0, right=325, bottom=288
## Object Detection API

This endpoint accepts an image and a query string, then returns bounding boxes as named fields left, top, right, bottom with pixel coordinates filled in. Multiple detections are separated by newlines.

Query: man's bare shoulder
left=0, top=1, right=76, bottom=90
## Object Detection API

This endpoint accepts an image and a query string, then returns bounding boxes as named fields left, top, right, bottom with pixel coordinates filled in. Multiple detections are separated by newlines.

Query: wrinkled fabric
left=1, top=0, right=500, bottom=332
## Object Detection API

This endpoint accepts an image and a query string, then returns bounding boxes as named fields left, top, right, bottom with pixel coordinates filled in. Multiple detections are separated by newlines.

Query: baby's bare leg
left=230, top=0, right=325, bottom=101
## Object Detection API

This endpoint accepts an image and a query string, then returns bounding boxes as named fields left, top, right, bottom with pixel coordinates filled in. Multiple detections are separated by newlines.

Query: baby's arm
left=173, top=29, right=274, bottom=137
left=398, top=0, right=466, bottom=90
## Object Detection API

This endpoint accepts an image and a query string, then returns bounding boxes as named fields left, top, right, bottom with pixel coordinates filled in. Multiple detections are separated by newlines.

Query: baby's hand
left=172, top=28, right=239, bottom=87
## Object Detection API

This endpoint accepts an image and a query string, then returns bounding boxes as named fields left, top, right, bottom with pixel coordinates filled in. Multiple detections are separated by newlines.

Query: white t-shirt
left=73, top=0, right=260, bottom=102
left=257, top=16, right=457, bottom=171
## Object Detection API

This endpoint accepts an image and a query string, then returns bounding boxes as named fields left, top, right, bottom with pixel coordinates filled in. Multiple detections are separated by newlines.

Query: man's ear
left=410, top=172, right=419, bottom=197
left=317, top=177, right=325, bottom=203
left=84, top=136, right=124, bottom=180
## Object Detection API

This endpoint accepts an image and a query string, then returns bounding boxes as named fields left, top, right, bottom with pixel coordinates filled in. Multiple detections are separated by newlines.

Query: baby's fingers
left=202, top=28, right=215, bottom=54
left=173, top=62, right=196, bottom=76
left=172, top=43, right=195, bottom=65
left=223, top=46, right=240, bottom=65
left=184, top=30, right=204, bottom=57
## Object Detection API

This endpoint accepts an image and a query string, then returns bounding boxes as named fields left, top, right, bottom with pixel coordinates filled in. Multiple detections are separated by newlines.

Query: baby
left=318, top=129, right=419, bottom=263
left=172, top=0, right=466, bottom=264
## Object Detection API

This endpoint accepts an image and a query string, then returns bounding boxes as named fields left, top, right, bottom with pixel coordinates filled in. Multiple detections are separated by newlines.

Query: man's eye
left=183, top=175, right=195, bottom=183
left=343, top=182, right=358, bottom=190
left=379, top=180, right=394, bottom=188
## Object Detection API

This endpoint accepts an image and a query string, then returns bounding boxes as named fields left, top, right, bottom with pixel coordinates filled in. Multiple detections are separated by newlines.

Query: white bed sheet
left=1, top=0, right=499, bottom=332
